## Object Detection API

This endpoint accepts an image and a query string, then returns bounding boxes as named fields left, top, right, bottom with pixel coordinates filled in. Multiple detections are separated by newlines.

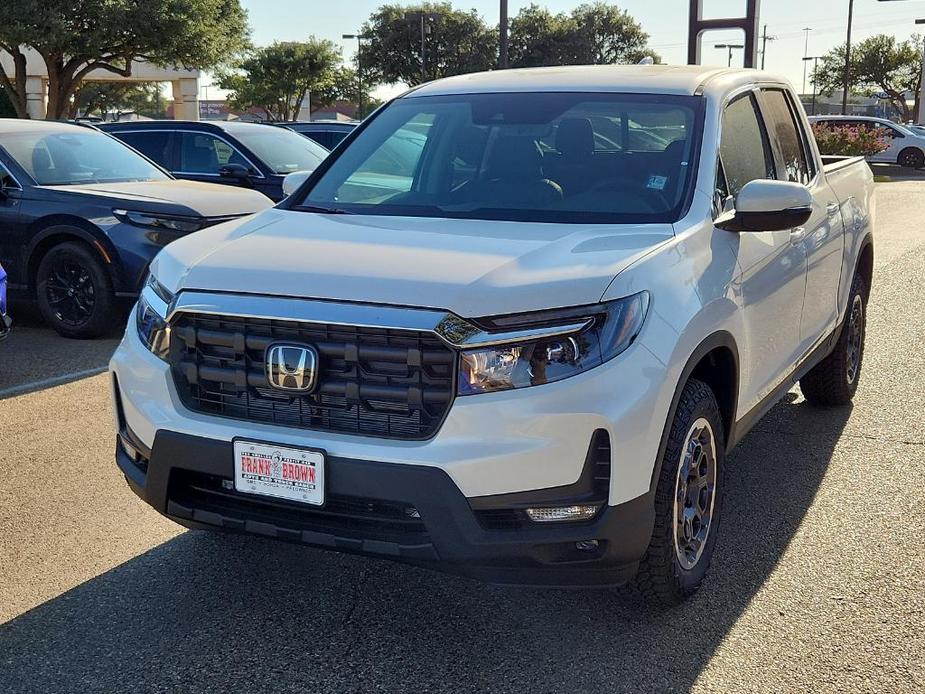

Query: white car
left=809, top=114, right=925, bottom=169
left=110, top=65, right=875, bottom=605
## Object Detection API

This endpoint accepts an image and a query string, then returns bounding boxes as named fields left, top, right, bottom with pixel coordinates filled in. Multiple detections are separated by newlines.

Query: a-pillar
left=25, top=76, right=47, bottom=119
left=171, top=78, right=200, bottom=120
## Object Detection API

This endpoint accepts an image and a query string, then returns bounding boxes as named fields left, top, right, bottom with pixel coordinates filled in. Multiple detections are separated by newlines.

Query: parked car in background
left=0, top=261, right=10, bottom=341
left=101, top=121, right=329, bottom=201
left=111, top=65, right=874, bottom=605
left=809, top=115, right=925, bottom=169
left=274, top=120, right=357, bottom=150
left=0, top=119, right=272, bottom=338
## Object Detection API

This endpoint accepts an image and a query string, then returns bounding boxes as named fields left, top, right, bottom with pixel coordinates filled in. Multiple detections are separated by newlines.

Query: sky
left=207, top=0, right=925, bottom=100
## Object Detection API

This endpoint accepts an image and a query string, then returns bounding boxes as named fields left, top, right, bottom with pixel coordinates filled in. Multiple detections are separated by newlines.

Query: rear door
left=758, top=88, right=845, bottom=355
left=0, top=157, right=30, bottom=288
left=717, top=91, right=807, bottom=411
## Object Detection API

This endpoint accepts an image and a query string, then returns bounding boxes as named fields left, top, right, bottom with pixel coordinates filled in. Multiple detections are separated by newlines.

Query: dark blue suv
left=0, top=119, right=271, bottom=338
left=101, top=120, right=329, bottom=202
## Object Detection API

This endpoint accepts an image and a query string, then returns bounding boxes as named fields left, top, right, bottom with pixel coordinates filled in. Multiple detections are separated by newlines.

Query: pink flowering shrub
left=811, top=123, right=891, bottom=157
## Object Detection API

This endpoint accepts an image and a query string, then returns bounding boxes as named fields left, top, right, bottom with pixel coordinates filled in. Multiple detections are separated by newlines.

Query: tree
left=70, top=82, right=165, bottom=120
left=0, top=0, right=249, bottom=119
left=510, top=2, right=657, bottom=69
left=813, top=34, right=922, bottom=121
left=359, top=3, right=496, bottom=86
left=313, top=66, right=379, bottom=118
left=508, top=5, right=574, bottom=68
left=0, top=87, right=15, bottom=118
left=216, top=39, right=340, bottom=122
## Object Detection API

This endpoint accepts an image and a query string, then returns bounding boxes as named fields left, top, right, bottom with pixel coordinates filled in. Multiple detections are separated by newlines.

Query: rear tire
left=897, top=147, right=924, bottom=169
left=36, top=242, right=116, bottom=339
left=635, top=378, right=725, bottom=606
left=799, top=273, right=866, bottom=406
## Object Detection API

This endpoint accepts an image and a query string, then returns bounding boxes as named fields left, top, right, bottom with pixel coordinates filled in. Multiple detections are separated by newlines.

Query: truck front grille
left=168, top=312, right=456, bottom=440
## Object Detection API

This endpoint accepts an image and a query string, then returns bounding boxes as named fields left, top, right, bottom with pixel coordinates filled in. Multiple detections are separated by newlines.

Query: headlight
left=458, top=292, right=649, bottom=395
left=136, top=273, right=173, bottom=361
left=114, top=209, right=204, bottom=233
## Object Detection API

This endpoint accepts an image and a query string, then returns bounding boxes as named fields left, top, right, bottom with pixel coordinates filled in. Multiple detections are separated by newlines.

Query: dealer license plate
left=233, top=440, right=325, bottom=506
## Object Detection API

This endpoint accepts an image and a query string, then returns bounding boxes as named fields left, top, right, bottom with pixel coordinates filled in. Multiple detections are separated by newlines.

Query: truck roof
left=406, top=64, right=779, bottom=99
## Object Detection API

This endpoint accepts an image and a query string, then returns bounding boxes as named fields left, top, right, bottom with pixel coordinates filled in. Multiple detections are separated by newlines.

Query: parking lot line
left=0, top=367, right=107, bottom=400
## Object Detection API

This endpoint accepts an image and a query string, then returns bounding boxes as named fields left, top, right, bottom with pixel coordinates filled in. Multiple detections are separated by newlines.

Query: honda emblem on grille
left=265, top=343, right=318, bottom=393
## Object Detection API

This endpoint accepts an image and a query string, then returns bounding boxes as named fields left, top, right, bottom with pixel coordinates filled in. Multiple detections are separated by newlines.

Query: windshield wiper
left=296, top=204, right=354, bottom=215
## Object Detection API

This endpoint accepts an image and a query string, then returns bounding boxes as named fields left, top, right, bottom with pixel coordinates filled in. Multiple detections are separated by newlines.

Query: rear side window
left=177, top=132, right=249, bottom=174
left=760, top=89, right=811, bottom=184
left=117, top=131, right=172, bottom=168
left=719, top=93, right=775, bottom=196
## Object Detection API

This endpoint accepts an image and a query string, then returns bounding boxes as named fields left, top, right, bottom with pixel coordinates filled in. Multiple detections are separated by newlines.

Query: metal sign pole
left=688, top=0, right=761, bottom=68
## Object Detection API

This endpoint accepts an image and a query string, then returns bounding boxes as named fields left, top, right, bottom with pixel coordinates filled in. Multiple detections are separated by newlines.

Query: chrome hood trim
left=168, top=291, right=593, bottom=350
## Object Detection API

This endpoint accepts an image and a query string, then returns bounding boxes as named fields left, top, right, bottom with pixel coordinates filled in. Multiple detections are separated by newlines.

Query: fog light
left=119, top=434, right=139, bottom=463
left=525, top=504, right=600, bottom=523
left=575, top=540, right=600, bottom=552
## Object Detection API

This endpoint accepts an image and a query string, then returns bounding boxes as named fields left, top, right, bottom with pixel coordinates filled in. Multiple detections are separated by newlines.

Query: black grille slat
left=169, top=312, right=456, bottom=439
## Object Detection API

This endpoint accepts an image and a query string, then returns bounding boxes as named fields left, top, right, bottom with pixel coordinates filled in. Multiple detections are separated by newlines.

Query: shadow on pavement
left=0, top=396, right=851, bottom=693
left=0, top=303, right=124, bottom=398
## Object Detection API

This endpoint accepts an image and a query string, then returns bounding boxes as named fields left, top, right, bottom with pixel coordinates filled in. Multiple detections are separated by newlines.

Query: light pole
left=499, top=0, right=509, bottom=69
left=916, top=18, right=925, bottom=124
left=715, top=43, right=744, bottom=67
left=404, top=11, right=439, bottom=84
left=342, top=33, right=370, bottom=119
left=801, top=27, right=813, bottom=94
left=803, top=56, right=821, bottom=115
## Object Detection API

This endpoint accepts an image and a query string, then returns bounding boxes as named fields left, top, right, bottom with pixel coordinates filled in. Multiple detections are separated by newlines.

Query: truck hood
left=41, top=180, right=272, bottom=217
left=152, top=209, right=673, bottom=317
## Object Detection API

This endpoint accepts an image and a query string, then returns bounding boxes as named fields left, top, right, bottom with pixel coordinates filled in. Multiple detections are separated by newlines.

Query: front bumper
left=116, top=427, right=654, bottom=587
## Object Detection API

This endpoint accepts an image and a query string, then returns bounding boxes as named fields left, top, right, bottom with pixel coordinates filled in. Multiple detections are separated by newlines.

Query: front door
left=757, top=88, right=845, bottom=355
left=717, top=92, right=807, bottom=413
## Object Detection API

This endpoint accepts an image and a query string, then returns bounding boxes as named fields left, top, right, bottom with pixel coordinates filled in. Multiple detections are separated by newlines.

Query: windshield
left=295, top=92, right=702, bottom=223
left=2, top=130, right=169, bottom=185
left=232, top=127, right=329, bottom=174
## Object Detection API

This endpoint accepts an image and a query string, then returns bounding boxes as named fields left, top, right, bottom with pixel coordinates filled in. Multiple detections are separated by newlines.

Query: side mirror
left=218, top=163, right=252, bottom=180
left=715, top=179, right=813, bottom=232
left=282, top=170, right=313, bottom=198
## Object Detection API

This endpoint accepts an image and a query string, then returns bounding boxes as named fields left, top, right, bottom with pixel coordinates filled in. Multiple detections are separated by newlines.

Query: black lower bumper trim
left=117, top=429, right=655, bottom=587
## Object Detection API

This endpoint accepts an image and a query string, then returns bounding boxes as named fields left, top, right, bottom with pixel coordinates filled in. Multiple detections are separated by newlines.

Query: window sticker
left=647, top=174, right=668, bottom=190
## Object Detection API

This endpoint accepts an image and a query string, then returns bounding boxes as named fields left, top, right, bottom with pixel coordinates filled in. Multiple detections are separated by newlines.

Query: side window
left=0, top=161, right=19, bottom=190
left=719, top=93, right=775, bottom=197
left=759, top=89, right=811, bottom=184
left=117, top=131, right=171, bottom=168
left=177, top=132, right=248, bottom=174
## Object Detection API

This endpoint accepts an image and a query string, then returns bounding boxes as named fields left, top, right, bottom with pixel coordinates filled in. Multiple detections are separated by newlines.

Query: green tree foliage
left=359, top=3, right=496, bottom=86
left=216, top=39, right=341, bottom=122
left=813, top=34, right=922, bottom=121
left=71, top=82, right=165, bottom=120
left=510, top=2, right=657, bottom=69
left=313, top=66, right=380, bottom=118
left=0, top=0, right=249, bottom=119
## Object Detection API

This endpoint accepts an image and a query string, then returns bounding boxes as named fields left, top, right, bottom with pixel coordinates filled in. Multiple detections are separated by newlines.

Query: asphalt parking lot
left=1, top=181, right=924, bottom=693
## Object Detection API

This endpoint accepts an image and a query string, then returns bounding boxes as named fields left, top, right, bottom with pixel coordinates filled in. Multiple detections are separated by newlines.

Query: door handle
left=790, top=227, right=806, bottom=244
left=826, top=202, right=840, bottom=217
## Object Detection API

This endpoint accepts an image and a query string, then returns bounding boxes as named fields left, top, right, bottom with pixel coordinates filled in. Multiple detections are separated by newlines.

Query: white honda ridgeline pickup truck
left=111, top=66, right=874, bottom=604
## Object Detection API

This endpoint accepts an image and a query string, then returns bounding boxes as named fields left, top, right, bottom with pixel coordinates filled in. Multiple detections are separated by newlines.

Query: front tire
left=799, top=273, right=866, bottom=406
left=36, top=242, right=116, bottom=339
left=635, top=379, right=725, bottom=605
left=897, top=147, right=924, bottom=169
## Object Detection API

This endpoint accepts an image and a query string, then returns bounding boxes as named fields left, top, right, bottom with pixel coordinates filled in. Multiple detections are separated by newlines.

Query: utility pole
left=715, top=43, right=744, bottom=67
left=760, top=24, right=776, bottom=70
left=842, top=0, right=855, bottom=115
left=916, top=18, right=925, bottom=124
left=499, top=0, right=509, bottom=69
left=801, top=27, right=812, bottom=94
